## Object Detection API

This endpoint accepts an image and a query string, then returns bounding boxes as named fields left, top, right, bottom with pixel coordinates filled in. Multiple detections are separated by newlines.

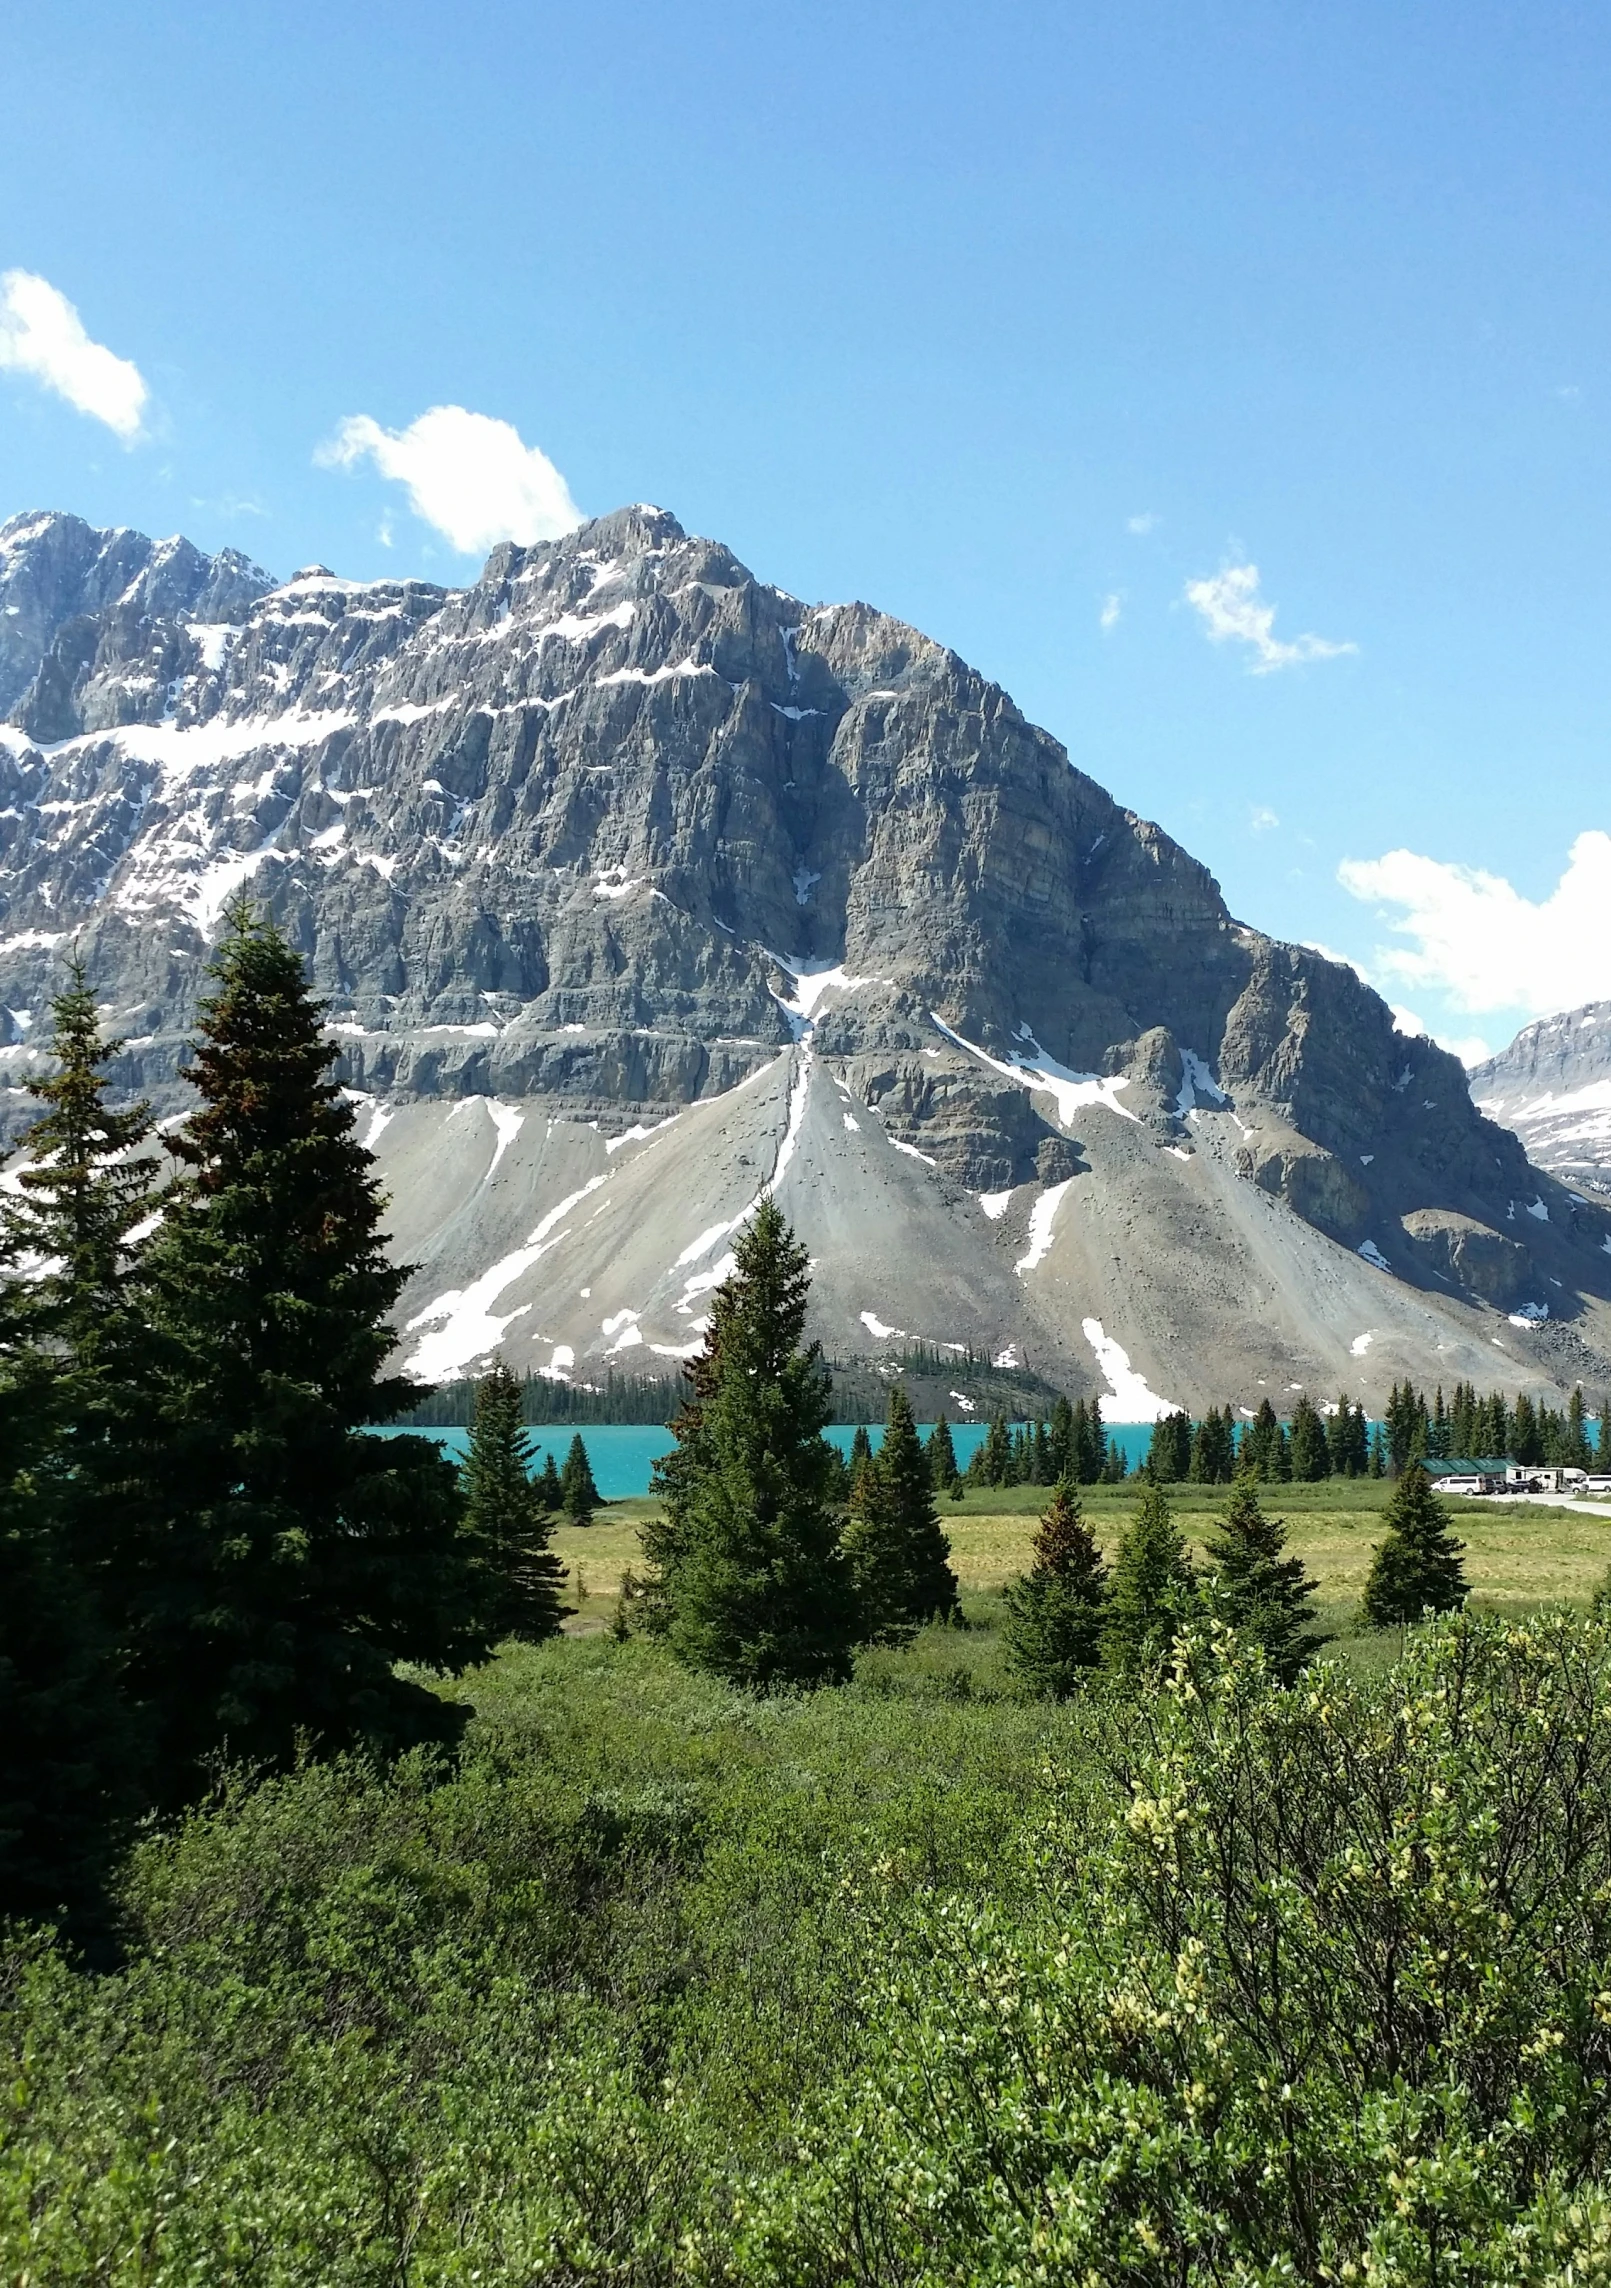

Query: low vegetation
left=7, top=918, right=1611, bottom=2280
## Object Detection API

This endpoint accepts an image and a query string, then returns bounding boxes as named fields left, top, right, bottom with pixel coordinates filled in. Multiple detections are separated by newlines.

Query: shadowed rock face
left=1, top=502, right=1608, bottom=1401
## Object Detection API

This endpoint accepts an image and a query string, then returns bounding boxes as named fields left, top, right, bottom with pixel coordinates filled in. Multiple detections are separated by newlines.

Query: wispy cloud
left=1126, top=511, right=1159, bottom=535
left=1250, top=804, right=1279, bottom=833
left=1184, top=562, right=1356, bottom=674
left=1338, top=830, right=1611, bottom=1019
left=1098, top=591, right=1123, bottom=632
left=0, top=269, right=148, bottom=442
left=316, top=404, right=582, bottom=555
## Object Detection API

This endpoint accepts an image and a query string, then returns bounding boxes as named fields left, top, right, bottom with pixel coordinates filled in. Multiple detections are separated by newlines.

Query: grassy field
left=552, top=1478, right=1611, bottom=1654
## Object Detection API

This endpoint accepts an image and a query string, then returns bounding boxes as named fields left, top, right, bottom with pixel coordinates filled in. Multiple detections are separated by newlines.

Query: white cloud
left=1183, top=562, right=1356, bottom=674
left=1250, top=804, right=1279, bottom=833
left=0, top=269, right=148, bottom=441
left=1099, top=591, right=1122, bottom=631
left=1127, top=511, right=1159, bottom=534
left=316, top=404, right=582, bottom=555
left=1339, top=830, right=1611, bottom=1019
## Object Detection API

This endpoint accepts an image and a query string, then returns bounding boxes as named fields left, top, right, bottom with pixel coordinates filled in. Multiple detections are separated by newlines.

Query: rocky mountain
left=2, top=502, right=1608, bottom=1413
left=1472, top=1003, right=1611, bottom=1194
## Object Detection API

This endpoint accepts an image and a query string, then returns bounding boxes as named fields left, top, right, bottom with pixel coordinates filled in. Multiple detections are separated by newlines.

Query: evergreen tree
left=1360, top=1462, right=1469, bottom=1628
left=1203, top=1469, right=1328, bottom=1683
left=1369, top=1424, right=1387, bottom=1477
left=1243, top=1398, right=1281, bottom=1481
left=1, top=959, right=160, bottom=1368
left=1288, top=1395, right=1330, bottom=1483
left=639, top=1200, right=857, bottom=1688
left=0, top=1335, right=136, bottom=1942
left=1086, top=1394, right=1108, bottom=1480
left=845, top=1390, right=960, bottom=1642
left=926, top=1412, right=960, bottom=1494
left=1564, top=1387, right=1592, bottom=1470
left=1102, top=1478, right=1196, bottom=1682
left=1598, top=1398, right=1611, bottom=1471
left=1003, top=1480, right=1108, bottom=1698
left=1048, top=1394, right=1076, bottom=1481
left=120, top=905, right=488, bottom=1802
left=1146, top=1411, right=1192, bottom=1483
left=461, top=1364, right=567, bottom=1642
left=1427, top=1386, right=1450, bottom=1461
left=1099, top=1435, right=1129, bottom=1483
left=977, top=1413, right=1013, bottom=1488
left=561, top=1432, right=600, bottom=1523
left=1510, top=1394, right=1545, bottom=1467
left=1030, top=1419, right=1054, bottom=1485
left=535, top=1450, right=564, bottom=1511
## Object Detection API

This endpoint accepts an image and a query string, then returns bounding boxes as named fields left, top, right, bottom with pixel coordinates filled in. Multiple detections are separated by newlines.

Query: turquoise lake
left=369, top=1419, right=1161, bottom=1501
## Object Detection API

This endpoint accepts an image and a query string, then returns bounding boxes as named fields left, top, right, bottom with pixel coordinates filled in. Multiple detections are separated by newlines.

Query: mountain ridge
left=2, top=502, right=1607, bottom=1408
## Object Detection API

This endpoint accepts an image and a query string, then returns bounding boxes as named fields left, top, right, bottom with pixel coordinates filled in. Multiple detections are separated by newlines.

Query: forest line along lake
left=366, top=1420, right=1163, bottom=1501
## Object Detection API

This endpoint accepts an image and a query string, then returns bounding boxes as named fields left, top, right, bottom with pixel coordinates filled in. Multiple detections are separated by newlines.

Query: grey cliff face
left=0, top=501, right=1607, bottom=1399
left=1471, top=1003, right=1611, bottom=1192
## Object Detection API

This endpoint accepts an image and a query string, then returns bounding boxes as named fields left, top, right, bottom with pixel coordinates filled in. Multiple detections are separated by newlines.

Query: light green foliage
left=749, top=1615, right=1611, bottom=2284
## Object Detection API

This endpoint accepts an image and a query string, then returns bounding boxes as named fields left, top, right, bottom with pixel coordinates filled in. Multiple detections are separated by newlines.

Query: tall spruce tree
left=1102, top=1477, right=1196, bottom=1682
left=561, top=1433, right=600, bottom=1523
left=1598, top=1398, right=1611, bottom=1471
left=640, top=1199, right=857, bottom=1688
left=1204, top=1469, right=1328, bottom=1683
left=0, top=1309, right=136, bottom=1943
left=1003, top=1480, right=1109, bottom=1699
left=462, top=1364, right=567, bottom=1642
left=535, top=1449, right=564, bottom=1511
left=1146, top=1411, right=1192, bottom=1483
left=123, top=905, right=489, bottom=1801
left=1289, top=1396, right=1331, bottom=1483
left=845, top=1386, right=959, bottom=1642
left=2, top=959, right=160, bottom=1369
left=1360, top=1461, right=1469, bottom=1628
left=926, top=1412, right=961, bottom=1494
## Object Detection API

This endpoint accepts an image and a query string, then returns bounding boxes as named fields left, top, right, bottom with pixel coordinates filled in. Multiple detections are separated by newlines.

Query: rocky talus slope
left=1472, top=1004, right=1611, bottom=1196
left=2, top=504, right=1607, bottom=1410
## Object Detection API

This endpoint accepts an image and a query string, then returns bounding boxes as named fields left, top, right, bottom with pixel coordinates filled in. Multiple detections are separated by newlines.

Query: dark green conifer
left=926, top=1411, right=961, bottom=1493
left=462, top=1363, right=567, bottom=1642
left=978, top=1412, right=1013, bottom=1487
left=561, top=1432, right=600, bottom=1523
left=1289, top=1395, right=1330, bottom=1483
left=535, top=1450, right=564, bottom=1511
left=1598, top=1397, right=1611, bottom=1471
left=1003, top=1480, right=1108, bottom=1699
left=1564, top=1387, right=1592, bottom=1470
left=2, top=958, right=160, bottom=1368
left=1048, top=1394, right=1076, bottom=1480
left=1360, top=1461, right=1469, bottom=1628
left=122, top=904, right=488, bottom=1801
left=1146, top=1410, right=1192, bottom=1483
left=1102, top=1477, right=1195, bottom=1682
left=640, top=1200, right=856, bottom=1688
left=1204, top=1469, right=1328, bottom=1683
left=1099, top=1434, right=1129, bottom=1483
left=845, top=1386, right=959, bottom=1642
left=1510, top=1393, right=1545, bottom=1467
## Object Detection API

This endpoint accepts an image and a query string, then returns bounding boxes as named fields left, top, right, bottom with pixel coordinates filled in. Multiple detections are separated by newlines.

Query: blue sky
left=3, top=0, right=1609, bottom=1063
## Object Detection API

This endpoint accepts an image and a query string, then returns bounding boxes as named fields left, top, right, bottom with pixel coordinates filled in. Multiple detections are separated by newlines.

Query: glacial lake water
left=367, top=1419, right=1161, bottom=1501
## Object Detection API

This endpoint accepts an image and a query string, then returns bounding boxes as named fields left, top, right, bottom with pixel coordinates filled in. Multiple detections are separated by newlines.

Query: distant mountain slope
left=1471, top=1003, right=1611, bottom=1194
left=2, top=503, right=1607, bottom=1407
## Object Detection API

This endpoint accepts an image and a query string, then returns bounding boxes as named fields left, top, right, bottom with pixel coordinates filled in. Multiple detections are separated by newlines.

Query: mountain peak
left=0, top=503, right=1605, bottom=1401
